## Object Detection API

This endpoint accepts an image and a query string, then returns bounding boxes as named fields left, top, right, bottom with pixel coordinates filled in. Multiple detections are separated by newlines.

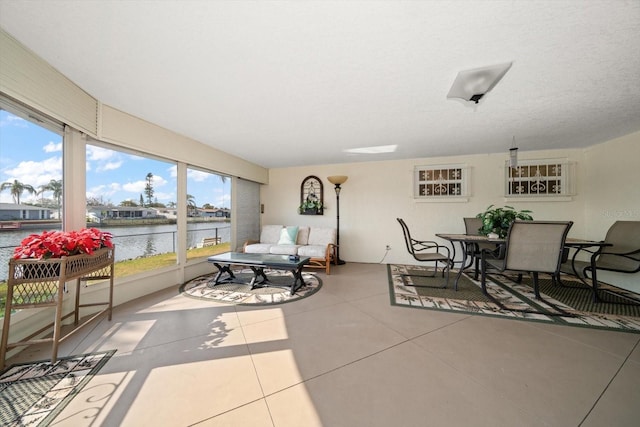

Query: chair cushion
left=260, top=225, right=284, bottom=244
left=298, top=245, right=327, bottom=258
left=269, top=245, right=301, bottom=255
left=277, top=226, right=299, bottom=245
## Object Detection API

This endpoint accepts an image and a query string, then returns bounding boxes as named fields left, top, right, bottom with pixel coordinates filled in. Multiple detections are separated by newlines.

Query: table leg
left=249, top=266, right=269, bottom=289
left=453, top=242, right=468, bottom=291
left=588, top=254, right=601, bottom=303
left=212, top=262, right=235, bottom=285
left=290, top=266, right=306, bottom=295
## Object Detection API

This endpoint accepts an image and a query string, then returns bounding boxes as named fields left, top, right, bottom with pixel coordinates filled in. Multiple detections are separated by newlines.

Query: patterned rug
left=0, top=350, right=115, bottom=426
left=180, top=269, right=322, bottom=305
left=388, top=264, right=640, bottom=333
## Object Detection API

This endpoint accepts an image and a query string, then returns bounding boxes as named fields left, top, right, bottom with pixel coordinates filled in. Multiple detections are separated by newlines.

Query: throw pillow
left=277, top=226, right=299, bottom=245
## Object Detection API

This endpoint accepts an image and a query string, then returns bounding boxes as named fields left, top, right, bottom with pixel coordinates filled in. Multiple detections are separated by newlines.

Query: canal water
left=0, top=223, right=230, bottom=281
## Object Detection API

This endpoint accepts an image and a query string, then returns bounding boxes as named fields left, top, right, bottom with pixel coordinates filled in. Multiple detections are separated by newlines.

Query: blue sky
left=0, top=110, right=230, bottom=208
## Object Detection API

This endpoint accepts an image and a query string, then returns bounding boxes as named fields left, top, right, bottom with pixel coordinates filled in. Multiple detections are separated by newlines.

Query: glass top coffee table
left=207, top=252, right=310, bottom=295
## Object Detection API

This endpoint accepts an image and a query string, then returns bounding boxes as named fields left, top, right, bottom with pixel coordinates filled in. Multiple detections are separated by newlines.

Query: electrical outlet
left=385, top=244, right=391, bottom=250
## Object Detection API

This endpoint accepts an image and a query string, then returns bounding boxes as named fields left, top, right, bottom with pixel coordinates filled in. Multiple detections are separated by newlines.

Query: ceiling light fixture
left=447, top=62, right=512, bottom=104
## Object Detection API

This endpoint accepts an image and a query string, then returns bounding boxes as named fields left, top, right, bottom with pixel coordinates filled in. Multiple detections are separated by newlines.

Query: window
left=186, top=167, right=231, bottom=259
left=0, top=99, right=63, bottom=284
left=505, top=159, right=574, bottom=198
left=414, top=164, right=468, bottom=200
left=86, top=142, right=178, bottom=275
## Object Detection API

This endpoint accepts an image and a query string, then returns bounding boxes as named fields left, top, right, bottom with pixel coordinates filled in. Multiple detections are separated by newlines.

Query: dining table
left=435, top=233, right=610, bottom=300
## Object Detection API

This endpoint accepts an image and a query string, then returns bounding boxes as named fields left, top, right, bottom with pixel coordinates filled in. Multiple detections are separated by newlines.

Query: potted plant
left=12, top=228, right=114, bottom=279
left=13, top=228, right=113, bottom=260
left=298, top=199, right=323, bottom=215
left=476, top=205, right=533, bottom=238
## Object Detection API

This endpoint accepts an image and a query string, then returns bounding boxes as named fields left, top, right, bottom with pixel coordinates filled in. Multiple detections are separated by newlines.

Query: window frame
left=414, top=163, right=469, bottom=202
left=504, top=158, right=575, bottom=201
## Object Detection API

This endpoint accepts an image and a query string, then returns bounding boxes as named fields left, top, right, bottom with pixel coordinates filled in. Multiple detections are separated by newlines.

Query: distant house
left=154, top=207, right=178, bottom=219
left=199, top=208, right=231, bottom=218
left=0, top=203, right=52, bottom=220
left=86, top=205, right=164, bottom=221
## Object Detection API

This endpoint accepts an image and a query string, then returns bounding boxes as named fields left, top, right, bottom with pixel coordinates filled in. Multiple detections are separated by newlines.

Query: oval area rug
left=180, top=269, right=322, bottom=305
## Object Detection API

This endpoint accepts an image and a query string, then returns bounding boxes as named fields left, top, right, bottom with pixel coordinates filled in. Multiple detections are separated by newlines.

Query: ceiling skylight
left=344, top=145, right=398, bottom=154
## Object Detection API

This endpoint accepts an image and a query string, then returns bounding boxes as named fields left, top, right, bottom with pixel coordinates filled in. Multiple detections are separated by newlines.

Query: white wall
left=583, top=132, right=640, bottom=290
left=263, top=148, right=584, bottom=263
left=262, top=134, right=639, bottom=290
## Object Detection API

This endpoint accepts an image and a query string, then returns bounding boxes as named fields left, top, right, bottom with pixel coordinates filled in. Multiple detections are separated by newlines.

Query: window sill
left=414, top=197, right=469, bottom=203
left=504, top=195, right=574, bottom=202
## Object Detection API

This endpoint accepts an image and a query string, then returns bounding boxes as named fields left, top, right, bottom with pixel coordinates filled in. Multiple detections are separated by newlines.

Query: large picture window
left=0, top=100, right=64, bottom=285
left=86, top=142, right=178, bottom=275
left=186, top=167, right=231, bottom=259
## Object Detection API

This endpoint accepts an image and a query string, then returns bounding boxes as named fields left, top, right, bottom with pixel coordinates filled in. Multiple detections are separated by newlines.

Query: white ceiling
left=1, top=1, right=639, bottom=169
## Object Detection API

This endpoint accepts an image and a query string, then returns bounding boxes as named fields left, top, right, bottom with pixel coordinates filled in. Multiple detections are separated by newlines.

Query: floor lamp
left=327, top=175, right=348, bottom=265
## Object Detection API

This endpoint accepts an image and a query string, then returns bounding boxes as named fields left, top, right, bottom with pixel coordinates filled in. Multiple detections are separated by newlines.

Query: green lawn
left=0, top=243, right=230, bottom=315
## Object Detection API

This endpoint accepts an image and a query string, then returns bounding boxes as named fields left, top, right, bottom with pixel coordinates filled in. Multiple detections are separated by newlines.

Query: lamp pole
left=327, top=176, right=347, bottom=265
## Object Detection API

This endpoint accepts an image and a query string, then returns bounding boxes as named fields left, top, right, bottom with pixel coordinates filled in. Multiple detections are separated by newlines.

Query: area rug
left=0, top=350, right=116, bottom=426
left=388, top=264, right=640, bottom=333
left=180, top=269, right=322, bottom=305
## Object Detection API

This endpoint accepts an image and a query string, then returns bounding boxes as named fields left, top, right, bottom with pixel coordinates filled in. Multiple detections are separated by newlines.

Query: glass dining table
left=435, top=233, right=610, bottom=300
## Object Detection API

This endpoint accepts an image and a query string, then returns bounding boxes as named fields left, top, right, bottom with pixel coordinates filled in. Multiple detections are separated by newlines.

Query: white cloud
left=187, top=169, right=211, bottom=182
left=122, top=174, right=168, bottom=194
left=122, top=180, right=146, bottom=193
left=151, top=175, right=167, bottom=187
left=43, top=141, right=63, bottom=153
left=97, top=161, right=123, bottom=172
left=4, top=157, right=62, bottom=189
left=87, top=183, right=121, bottom=198
left=0, top=113, right=28, bottom=128
left=87, top=145, right=115, bottom=161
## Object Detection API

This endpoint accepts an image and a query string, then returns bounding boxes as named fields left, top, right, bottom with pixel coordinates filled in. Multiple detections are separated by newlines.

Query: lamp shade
left=447, top=62, right=512, bottom=104
left=327, top=175, right=348, bottom=185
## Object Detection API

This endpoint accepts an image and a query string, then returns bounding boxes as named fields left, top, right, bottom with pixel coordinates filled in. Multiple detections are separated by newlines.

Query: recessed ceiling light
left=344, top=144, right=398, bottom=154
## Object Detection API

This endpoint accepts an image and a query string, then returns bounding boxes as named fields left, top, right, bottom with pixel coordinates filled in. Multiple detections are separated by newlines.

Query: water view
left=0, top=222, right=230, bottom=280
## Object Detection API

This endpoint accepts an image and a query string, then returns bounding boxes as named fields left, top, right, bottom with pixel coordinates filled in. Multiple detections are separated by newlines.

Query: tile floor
left=7, top=263, right=640, bottom=426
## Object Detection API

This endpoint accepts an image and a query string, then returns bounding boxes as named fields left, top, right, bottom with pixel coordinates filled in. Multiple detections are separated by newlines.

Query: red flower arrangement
left=13, top=228, right=114, bottom=260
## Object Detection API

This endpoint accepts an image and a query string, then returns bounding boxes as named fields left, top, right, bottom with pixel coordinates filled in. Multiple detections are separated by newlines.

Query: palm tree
left=187, top=193, right=197, bottom=216
left=40, top=179, right=63, bottom=217
left=0, top=179, right=36, bottom=204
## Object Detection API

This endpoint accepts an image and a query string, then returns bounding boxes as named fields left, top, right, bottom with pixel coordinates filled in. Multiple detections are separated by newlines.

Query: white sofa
left=243, top=225, right=337, bottom=274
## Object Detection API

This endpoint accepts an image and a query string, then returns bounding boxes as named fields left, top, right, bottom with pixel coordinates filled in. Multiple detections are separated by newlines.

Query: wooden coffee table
left=207, top=252, right=310, bottom=295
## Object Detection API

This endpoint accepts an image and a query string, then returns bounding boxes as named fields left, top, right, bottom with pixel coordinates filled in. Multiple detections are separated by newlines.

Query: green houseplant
left=298, top=199, right=323, bottom=215
left=476, top=205, right=533, bottom=238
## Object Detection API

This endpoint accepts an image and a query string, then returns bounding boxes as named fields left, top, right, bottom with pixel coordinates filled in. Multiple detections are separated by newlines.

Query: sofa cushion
left=296, top=226, right=310, bottom=245
left=244, top=243, right=273, bottom=254
left=260, top=225, right=284, bottom=244
left=277, top=226, right=299, bottom=245
left=308, top=227, right=337, bottom=246
left=269, top=245, right=301, bottom=256
left=298, top=244, right=328, bottom=258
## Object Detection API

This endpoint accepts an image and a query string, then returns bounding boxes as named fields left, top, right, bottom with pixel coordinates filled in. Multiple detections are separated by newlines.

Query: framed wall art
left=299, top=175, right=324, bottom=215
